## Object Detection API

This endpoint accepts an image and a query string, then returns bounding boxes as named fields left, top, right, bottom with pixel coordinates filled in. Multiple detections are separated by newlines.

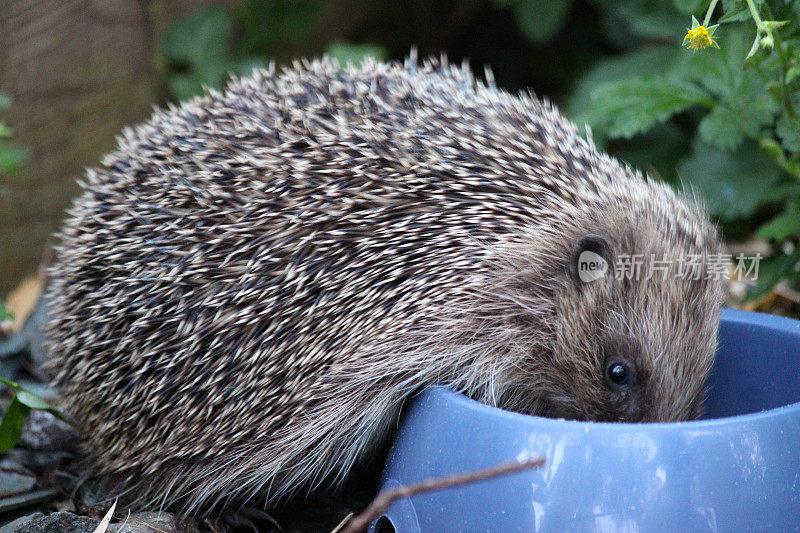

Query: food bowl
left=369, top=309, right=800, bottom=532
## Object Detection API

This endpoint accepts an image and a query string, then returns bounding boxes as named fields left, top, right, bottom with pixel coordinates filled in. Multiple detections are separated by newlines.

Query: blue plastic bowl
left=370, top=309, right=800, bottom=532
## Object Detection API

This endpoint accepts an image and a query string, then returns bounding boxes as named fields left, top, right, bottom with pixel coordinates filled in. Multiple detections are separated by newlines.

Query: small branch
left=339, top=457, right=545, bottom=533
left=331, top=512, right=354, bottom=533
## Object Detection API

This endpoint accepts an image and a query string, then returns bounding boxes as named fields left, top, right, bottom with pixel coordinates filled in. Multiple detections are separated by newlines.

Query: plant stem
left=761, top=138, right=800, bottom=181
left=745, top=0, right=764, bottom=26
left=763, top=2, right=797, bottom=119
left=703, top=0, right=719, bottom=26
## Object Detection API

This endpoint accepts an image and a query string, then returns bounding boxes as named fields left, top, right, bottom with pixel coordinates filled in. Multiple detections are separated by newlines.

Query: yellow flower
left=683, top=16, right=720, bottom=51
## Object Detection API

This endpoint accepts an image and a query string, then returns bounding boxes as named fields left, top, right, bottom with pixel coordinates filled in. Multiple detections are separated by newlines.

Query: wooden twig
left=330, top=512, right=354, bottom=533
left=339, top=457, right=545, bottom=533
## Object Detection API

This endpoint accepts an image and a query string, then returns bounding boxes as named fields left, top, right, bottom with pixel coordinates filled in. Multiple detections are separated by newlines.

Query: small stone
left=17, top=410, right=80, bottom=452
left=0, top=512, right=44, bottom=533
left=0, top=334, right=26, bottom=360
left=4, top=449, right=74, bottom=473
left=0, top=488, right=58, bottom=514
left=0, top=458, right=34, bottom=476
left=0, top=470, right=36, bottom=497
left=14, top=511, right=99, bottom=533
left=21, top=294, right=49, bottom=370
left=107, top=511, right=200, bottom=533
left=0, top=358, right=21, bottom=384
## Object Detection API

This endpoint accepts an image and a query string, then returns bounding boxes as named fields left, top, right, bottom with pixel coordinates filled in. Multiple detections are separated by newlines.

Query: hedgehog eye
left=606, top=361, right=629, bottom=387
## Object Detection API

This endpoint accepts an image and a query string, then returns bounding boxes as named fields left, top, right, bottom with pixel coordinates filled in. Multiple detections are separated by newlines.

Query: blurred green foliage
left=325, top=41, right=388, bottom=65
left=161, top=0, right=800, bottom=298
left=493, top=0, right=574, bottom=43
left=565, top=0, right=800, bottom=297
left=0, top=94, right=26, bottom=179
left=0, top=302, right=11, bottom=322
left=159, top=1, right=386, bottom=100
left=0, top=93, right=27, bottom=225
left=160, top=5, right=266, bottom=100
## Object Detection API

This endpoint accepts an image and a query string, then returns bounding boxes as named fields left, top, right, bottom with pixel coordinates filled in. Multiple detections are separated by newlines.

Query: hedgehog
left=46, top=55, right=724, bottom=514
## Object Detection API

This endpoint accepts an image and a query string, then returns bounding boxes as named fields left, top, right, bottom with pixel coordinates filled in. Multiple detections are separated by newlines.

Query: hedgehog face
left=557, top=233, right=659, bottom=423
left=472, top=186, right=723, bottom=423
left=535, top=216, right=724, bottom=423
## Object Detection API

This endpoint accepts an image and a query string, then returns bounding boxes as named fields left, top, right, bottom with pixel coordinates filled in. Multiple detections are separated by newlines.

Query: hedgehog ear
left=568, top=234, right=613, bottom=285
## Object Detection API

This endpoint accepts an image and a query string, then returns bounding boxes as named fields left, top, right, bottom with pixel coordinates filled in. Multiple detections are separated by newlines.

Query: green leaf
left=14, top=390, right=55, bottom=412
left=585, top=77, right=709, bottom=138
left=0, top=144, right=28, bottom=175
left=698, top=88, right=775, bottom=150
left=161, top=6, right=236, bottom=98
left=0, top=377, right=69, bottom=423
left=761, top=138, right=800, bottom=180
left=787, top=66, right=800, bottom=85
left=672, top=0, right=706, bottom=14
left=235, top=0, right=322, bottom=55
left=746, top=248, right=800, bottom=301
left=0, top=398, right=30, bottom=453
left=697, top=105, right=747, bottom=149
left=166, top=76, right=203, bottom=102
left=677, top=140, right=782, bottom=220
left=719, top=0, right=752, bottom=23
left=160, top=5, right=270, bottom=100
left=757, top=207, right=800, bottom=241
left=594, top=0, right=687, bottom=43
left=567, top=46, right=681, bottom=120
left=161, top=6, right=231, bottom=66
left=508, top=0, right=573, bottom=44
left=776, top=112, right=800, bottom=153
left=721, top=0, right=764, bottom=20
left=0, top=95, right=25, bottom=174
left=325, top=41, right=388, bottom=66
left=760, top=182, right=800, bottom=204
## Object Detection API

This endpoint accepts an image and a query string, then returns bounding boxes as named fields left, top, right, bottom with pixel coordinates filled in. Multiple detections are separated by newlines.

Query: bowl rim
left=434, top=386, right=800, bottom=430
left=428, top=308, right=800, bottom=429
